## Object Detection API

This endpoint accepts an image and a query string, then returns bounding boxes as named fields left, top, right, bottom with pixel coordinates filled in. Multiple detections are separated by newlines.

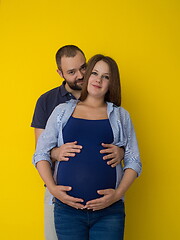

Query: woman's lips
left=92, top=84, right=101, bottom=88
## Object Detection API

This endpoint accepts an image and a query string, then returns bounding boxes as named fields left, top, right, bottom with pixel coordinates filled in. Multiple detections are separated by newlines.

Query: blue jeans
left=54, top=200, right=125, bottom=240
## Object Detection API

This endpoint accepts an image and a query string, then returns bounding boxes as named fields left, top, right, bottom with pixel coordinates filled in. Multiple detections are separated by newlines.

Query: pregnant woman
left=33, top=54, right=142, bottom=240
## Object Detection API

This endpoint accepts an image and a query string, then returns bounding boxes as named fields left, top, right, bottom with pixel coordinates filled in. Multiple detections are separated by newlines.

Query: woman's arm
left=33, top=105, right=85, bottom=209
left=33, top=106, right=60, bottom=167
left=36, top=160, right=56, bottom=190
left=123, top=110, right=142, bottom=176
left=85, top=168, right=137, bottom=211
left=36, top=160, right=85, bottom=209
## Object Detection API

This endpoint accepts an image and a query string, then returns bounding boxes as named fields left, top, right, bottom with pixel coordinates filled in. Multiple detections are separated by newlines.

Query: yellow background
left=0, top=0, right=179, bottom=239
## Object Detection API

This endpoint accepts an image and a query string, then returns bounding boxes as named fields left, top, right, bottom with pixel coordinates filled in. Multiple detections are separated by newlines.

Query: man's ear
left=57, top=69, right=63, bottom=78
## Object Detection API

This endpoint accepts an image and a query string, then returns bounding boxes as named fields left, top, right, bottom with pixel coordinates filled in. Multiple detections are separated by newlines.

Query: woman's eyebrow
left=93, top=69, right=109, bottom=75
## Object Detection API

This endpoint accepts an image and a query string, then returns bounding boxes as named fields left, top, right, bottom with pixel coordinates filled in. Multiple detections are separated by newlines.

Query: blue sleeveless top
left=56, top=116, right=116, bottom=204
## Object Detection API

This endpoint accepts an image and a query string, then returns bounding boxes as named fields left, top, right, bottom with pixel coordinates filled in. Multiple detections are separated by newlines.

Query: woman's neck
left=81, top=96, right=106, bottom=108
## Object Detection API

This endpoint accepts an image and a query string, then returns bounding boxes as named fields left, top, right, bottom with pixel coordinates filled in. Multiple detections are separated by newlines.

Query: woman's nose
left=96, top=76, right=101, bottom=83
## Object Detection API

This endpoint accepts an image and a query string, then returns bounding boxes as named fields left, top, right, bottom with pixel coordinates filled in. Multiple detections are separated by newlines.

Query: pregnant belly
left=56, top=149, right=116, bottom=204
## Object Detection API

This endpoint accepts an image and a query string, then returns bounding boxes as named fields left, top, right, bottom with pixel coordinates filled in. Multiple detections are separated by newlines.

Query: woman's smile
left=92, top=84, right=101, bottom=88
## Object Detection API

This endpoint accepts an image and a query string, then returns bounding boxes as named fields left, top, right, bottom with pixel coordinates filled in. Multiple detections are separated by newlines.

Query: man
left=31, top=45, right=124, bottom=240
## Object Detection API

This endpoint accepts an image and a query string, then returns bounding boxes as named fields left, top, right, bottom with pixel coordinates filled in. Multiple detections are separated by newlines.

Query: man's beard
left=66, top=79, right=83, bottom=91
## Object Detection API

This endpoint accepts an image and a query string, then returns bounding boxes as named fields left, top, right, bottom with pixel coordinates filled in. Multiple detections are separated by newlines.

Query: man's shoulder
left=39, top=86, right=61, bottom=100
left=55, top=99, right=78, bottom=111
left=51, top=99, right=78, bottom=119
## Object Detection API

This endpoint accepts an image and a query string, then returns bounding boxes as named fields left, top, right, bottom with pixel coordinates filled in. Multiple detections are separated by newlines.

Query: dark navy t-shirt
left=31, top=82, right=76, bottom=129
left=57, top=116, right=116, bottom=204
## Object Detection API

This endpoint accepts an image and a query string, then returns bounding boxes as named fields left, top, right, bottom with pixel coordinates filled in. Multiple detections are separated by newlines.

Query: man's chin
left=69, top=85, right=82, bottom=91
left=66, top=80, right=83, bottom=91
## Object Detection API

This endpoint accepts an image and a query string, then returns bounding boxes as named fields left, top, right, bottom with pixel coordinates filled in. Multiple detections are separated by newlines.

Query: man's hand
left=51, top=141, right=82, bottom=162
left=100, top=143, right=124, bottom=167
left=49, top=185, right=85, bottom=209
left=84, top=189, right=120, bottom=211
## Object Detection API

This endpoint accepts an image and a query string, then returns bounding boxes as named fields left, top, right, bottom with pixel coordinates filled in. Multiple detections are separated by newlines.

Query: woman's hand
left=84, top=189, right=121, bottom=211
left=100, top=143, right=124, bottom=167
left=49, top=185, right=85, bottom=209
left=36, top=160, right=85, bottom=209
left=50, top=141, right=82, bottom=162
left=85, top=169, right=138, bottom=211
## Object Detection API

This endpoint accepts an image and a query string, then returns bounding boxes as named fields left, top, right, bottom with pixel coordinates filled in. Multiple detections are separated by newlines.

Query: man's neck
left=64, top=83, right=81, bottom=99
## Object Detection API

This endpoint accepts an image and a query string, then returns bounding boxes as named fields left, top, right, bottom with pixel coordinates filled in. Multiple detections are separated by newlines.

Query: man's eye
left=81, top=65, right=86, bottom=70
left=68, top=71, right=75, bottom=75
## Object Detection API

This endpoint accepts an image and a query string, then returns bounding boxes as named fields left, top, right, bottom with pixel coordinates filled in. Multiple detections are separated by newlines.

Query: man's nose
left=77, top=70, right=83, bottom=79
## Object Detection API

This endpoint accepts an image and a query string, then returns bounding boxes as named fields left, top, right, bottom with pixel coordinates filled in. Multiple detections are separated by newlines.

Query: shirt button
left=69, top=93, right=72, bottom=96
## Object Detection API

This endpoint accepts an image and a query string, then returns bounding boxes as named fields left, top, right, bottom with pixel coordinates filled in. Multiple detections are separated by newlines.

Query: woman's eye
left=103, top=75, right=110, bottom=80
left=91, top=71, right=97, bottom=75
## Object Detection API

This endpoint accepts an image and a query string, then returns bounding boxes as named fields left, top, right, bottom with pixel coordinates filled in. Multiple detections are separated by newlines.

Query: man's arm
left=100, top=143, right=124, bottom=167
left=34, top=128, right=121, bottom=166
left=50, top=141, right=82, bottom=162
left=34, top=128, right=82, bottom=162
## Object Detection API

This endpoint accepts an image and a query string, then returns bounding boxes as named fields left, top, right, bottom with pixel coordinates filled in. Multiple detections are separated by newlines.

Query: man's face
left=58, top=51, right=86, bottom=91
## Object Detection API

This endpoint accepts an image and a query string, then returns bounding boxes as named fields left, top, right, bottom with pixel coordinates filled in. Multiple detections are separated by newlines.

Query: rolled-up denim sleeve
left=32, top=107, right=60, bottom=167
left=123, top=112, right=142, bottom=176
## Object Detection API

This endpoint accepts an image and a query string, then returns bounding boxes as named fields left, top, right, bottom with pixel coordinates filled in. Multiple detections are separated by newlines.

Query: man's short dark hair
left=55, top=45, right=85, bottom=69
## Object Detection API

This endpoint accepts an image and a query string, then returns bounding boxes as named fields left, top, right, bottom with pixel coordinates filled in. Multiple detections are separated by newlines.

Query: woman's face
left=87, top=60, right=110, bottom=99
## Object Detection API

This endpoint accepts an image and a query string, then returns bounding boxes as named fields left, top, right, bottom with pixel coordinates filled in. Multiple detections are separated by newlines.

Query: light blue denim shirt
left=33, top=99, right=142, bottom=181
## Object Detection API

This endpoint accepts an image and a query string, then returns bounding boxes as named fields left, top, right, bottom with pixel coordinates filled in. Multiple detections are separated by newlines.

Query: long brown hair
left=80, top=54, right=121, bottom=106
